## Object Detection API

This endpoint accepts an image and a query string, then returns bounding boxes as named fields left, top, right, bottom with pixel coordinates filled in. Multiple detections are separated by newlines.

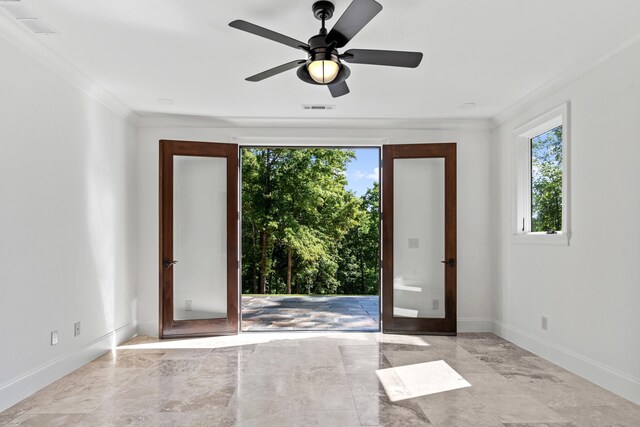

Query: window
left=514, top=103, right=569, bottom=244
left=531, top=125, right=562, bottom=233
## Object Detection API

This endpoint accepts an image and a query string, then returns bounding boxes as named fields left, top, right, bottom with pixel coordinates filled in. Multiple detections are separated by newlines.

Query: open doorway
left=240, top=147, right=381, bottom=331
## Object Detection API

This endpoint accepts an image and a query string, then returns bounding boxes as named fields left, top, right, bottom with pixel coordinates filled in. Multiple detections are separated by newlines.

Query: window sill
left=512, top=233, right=570, bottom=246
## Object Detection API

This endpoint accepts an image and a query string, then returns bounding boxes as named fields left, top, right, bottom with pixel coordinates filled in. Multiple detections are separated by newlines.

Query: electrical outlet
left=541, top=316, right=548, bottom=330
left=185, top=300, right=193, bottom=311
left=51, top=330, right=58, bottom=346
left=432, top=299, right=439, bottom=310
left=408, top=238, right=419, bottom=249
left=74, top=322, right=81, bottom=337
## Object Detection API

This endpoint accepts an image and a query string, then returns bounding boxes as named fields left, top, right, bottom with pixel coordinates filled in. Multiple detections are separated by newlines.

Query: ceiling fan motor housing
left=308, top=34, right=338, bottom=61
left=301, top=32, right=344, bottom=85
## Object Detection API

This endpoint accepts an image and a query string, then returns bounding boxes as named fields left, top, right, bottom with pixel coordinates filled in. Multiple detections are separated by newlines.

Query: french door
left=159, top=140, right=239, bottom=338
left=382, top=143, right=457, bottom=335
left=158, top=140, right=455, bottom=337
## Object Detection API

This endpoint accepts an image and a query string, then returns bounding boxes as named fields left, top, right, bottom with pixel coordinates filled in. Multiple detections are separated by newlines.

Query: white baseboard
left=0, top=322, right=137, bottom=413
left=492, top=319, right=640, bottom=405
left=458, top=318, right=493, bottom=333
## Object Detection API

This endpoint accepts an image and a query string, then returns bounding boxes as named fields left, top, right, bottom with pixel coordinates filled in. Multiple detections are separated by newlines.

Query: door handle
left=440, top=258, right=455, bottom=267
left=163, top=259, right=178, bottom=269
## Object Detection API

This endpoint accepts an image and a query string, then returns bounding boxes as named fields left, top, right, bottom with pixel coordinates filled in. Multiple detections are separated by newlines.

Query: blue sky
left=344, top=148, right=380, bottom=197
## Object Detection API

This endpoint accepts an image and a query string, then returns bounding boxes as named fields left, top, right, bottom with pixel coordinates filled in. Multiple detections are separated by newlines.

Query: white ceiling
left=5, top=0, right=640, bottom=119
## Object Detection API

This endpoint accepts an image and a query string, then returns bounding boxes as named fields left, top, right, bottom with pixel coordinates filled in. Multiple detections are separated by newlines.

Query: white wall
left=492, top=40, right=640, bottom=404
left=136, top=124, right=494, bottom=336
left=0, top=35, right=138, bottom=411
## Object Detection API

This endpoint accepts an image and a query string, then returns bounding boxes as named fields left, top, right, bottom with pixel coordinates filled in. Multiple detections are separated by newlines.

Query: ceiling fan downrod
left=312, top=0, right=335, bottom=34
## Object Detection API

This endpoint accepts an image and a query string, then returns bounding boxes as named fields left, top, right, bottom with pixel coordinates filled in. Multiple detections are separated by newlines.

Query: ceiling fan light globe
left=308, top=60, right=340, bottom=84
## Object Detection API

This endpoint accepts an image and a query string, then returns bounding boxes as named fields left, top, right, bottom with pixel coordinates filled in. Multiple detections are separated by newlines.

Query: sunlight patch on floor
left=117, top=331, right=376, bottom=350
left=375, top=334, right=431, bottom=346
left=376, top=360, right=471, bottom=402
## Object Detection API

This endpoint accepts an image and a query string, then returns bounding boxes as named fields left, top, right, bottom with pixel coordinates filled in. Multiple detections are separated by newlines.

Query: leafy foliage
left=241, top=148, right=379, bottom=295
left=531, top=126, right=563, bottom=233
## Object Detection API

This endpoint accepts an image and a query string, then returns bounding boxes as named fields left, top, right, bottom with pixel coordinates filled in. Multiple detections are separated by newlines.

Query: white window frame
left=513, top=103, right=570, bottom=245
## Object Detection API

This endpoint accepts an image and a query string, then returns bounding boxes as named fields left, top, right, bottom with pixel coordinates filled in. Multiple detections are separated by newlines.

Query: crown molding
left=0, top=10, right=140, bottom=126
left=137, top=113, right=492, bottom=131
left=491, top=30, right=640, bottom=129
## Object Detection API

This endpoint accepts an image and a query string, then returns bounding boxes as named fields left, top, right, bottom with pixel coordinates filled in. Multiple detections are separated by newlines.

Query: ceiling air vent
left=302, top=105, right=336, bottom=111
left=0, top=0, right=57, bottom=35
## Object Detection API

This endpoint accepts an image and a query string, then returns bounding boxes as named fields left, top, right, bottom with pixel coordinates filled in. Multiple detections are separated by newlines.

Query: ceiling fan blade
left=328, top=80, right=350, bottom=98
left=326, top=0, right=382, bottom=48
left=229, top=20, right=310, bottom=51
left=246, top=60, right=307, bottom=82
left=342, top=49, right=423, bottom=68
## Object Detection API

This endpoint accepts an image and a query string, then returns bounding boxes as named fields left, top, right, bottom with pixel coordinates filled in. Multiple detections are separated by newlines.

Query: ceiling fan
left=229, top=0, right=423, bottom=98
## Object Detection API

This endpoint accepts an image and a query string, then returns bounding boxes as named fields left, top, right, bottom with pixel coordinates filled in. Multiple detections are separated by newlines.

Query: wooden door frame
left=382, top=143, right=457, bottom=335
left=159, top=139, right=239, bottom=338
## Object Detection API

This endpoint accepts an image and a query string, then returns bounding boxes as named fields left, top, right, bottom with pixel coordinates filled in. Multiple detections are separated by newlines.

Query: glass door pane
left=392, top=158, right=445, bottom=319
left=173, top=156, right=227, bottom=321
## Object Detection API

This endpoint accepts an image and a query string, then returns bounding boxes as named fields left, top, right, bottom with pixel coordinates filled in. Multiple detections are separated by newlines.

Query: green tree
left=241, top=148, right=371, bottom=295
left=531, top=126, right=563, bottom=233
left=337, top=182, right=380, bottom=295
left=274, top=149, right=358, bottom=294
left=241, top=149, right=282, bottom=294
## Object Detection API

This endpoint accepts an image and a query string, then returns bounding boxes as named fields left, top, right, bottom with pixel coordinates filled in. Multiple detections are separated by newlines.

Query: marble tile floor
left=1, top=332, right=638, bottom=426
left=241, top=295, right=380, bottom=331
